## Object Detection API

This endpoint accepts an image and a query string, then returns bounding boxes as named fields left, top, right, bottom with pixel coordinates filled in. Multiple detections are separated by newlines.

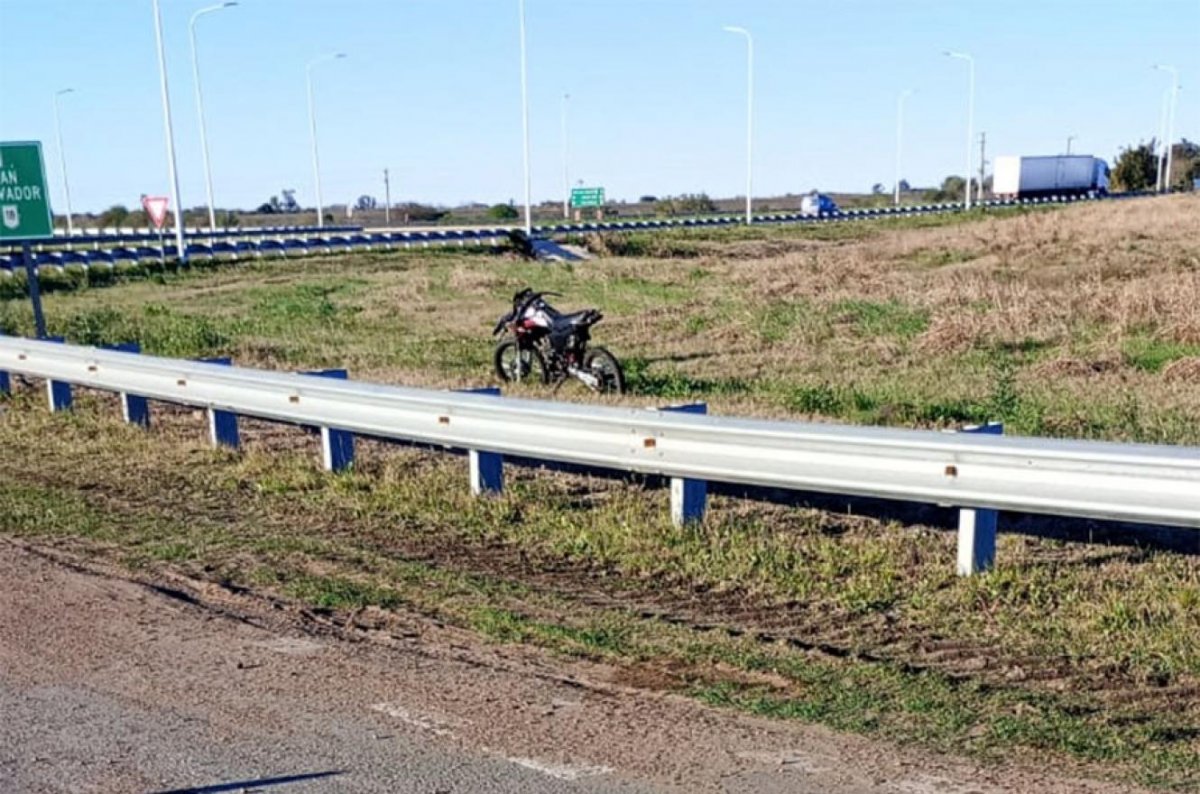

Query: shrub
left=487, top=203, right=520, bottom=221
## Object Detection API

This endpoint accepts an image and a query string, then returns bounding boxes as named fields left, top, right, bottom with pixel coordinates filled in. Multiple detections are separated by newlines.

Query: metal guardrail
left=2, top=337, right=1197, bottom=576
left=0, top=224, right=365, bottom=249
left=0, top=191, right=1159, bottom=274
left=0, top=227, right=516, bottom=274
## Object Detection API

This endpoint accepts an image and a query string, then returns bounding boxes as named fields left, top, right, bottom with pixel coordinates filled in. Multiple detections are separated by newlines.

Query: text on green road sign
left=570, top=187, right=605, bottom=208
left=0, top=175, right=45, bottom=200
left=0, top=141, right=55, bottom=240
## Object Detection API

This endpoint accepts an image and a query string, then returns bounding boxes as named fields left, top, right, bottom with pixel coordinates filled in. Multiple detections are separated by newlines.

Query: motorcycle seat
left=552, top=310, right=597, bottom=329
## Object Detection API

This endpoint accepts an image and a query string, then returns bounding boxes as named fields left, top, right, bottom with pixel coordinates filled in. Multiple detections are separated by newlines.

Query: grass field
left=2, top=195, right=1198, bottom=789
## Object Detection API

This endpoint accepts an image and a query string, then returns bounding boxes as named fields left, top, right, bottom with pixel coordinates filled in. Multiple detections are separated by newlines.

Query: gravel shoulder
left=0, top=539, right=1149, bottom=794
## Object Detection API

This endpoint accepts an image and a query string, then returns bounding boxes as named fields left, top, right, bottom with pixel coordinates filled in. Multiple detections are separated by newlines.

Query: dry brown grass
left=722, top=196, right=1199, bottom=351
left=1164, top=357, right=1200, bottom=383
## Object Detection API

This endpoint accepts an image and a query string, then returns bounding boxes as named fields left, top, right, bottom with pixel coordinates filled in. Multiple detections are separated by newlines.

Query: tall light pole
left=944, top=50, right=975, bottom=210
left=894, top=89, right=913, bottom=207
left=52, top=88, right=76, bottom=238
left=383, top=168, right=391, bottom=226
left=151, top=0, right=188, bottom=262
left=724, top=26, right=753, bottom=225
left=1066, top=135, right=1075, bottom=155
left=190, top=2, right=237, bottom=234
left=1154, top=64, right=1179, bottom=192
left=1156, top=85, right=1170, bottom=191
left=561, top=92, right=570, bottom=220
left=517, top=0, right=532, bottom=236
left=307, top=52, right=346, bottom=229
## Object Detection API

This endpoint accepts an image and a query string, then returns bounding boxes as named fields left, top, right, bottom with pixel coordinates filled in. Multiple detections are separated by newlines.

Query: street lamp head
left=192, top=2, right=236, bottom=25
left=56, top=88, right=75, bottom=96
left=1153, top=64, right=1179, bottom=83
left=309, top=52, right=346, bottom=70
left=723, top=25, right=749, bottom=35
left=944, top=50, right=971, bottom=60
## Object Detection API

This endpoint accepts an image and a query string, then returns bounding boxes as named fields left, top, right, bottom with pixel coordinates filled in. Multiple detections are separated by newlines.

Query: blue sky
left=0, top=0, right=1196, bottom=213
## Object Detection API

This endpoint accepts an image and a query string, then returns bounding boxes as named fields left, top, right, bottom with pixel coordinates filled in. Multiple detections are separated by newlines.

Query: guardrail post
left=103, top=342, right=150, bottom=427
left=659, top=402, right=709, bottom=526
left=0, top=336, right=9, bottom=395
left=957, top=421, right=1003, bottom=576
left=459, top=387, right=503, bottom=495
left=304, top=369, right=355, bottom=472
left=198, top=357, right=239, bottom=449
left=45, top=337, right=73, bottom=412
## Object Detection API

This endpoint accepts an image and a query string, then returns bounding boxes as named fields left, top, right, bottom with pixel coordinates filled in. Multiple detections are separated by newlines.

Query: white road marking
left=888, top=775, right=991, bottom=793
left=254, top=637, right=325, bottom=656
left=371, top=702, right=609, bottom=781
left=735, top=749, right=831, bottom=773
left=370, top=702, right=464, bottom=738
left=507, top=757, right=613, bottom=781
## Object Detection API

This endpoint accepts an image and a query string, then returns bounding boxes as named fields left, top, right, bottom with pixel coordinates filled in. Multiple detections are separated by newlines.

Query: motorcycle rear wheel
left=494, top=340, right=549, bottom=385
left=582, top=347, right=625, bottom=394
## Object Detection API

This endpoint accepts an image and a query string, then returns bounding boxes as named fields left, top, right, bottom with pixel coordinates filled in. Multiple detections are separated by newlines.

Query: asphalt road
left=0, top=540, right=1143, bottom=794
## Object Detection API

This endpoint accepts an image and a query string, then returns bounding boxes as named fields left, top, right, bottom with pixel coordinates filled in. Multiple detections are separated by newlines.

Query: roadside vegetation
left=2, top=194, right=1198, bottom=789
left=3, top=195, right=1197, bottom=443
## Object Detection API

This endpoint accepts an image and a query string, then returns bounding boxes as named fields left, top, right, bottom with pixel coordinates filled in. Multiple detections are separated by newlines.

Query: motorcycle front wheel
left=494, top=340, right=549, bottom=385
left=582, top=347, right=626, bottom=394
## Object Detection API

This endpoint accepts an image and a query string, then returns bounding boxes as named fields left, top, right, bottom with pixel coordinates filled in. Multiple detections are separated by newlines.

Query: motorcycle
left=492, top=288, right=626, bottom=394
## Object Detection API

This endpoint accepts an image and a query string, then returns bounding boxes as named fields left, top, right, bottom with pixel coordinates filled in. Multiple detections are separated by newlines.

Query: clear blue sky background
left=1, top=0, right=1196, bottom=213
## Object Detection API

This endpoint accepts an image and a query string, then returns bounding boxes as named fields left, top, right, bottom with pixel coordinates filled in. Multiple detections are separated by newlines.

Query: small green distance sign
left=570, top=186, right=605, bottom=208
left=0, top=141, right=54, bottom=240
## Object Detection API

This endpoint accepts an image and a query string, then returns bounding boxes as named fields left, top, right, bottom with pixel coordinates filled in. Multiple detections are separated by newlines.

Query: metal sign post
left=1, top=141, right=55, bottom=338
left=21, top=241, right=47, bottom=337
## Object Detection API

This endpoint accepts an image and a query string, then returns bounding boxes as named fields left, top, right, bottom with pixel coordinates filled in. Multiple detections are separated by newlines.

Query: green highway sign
left=570, top=186, right=605, bottom=208
left=0, top=141, right=54, bottom=240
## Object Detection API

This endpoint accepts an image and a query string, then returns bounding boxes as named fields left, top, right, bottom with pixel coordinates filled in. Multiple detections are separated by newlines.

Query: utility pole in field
left=383, top=168, right=391, bottom=226
left=978, top=131, right=987, bottom=204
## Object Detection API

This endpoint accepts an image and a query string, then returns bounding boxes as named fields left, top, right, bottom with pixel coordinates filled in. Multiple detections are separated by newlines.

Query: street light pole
left=944, top=50, right=974, bottom=210
left=189, top=2, right=237, bottom=235
left=52, top=88, right=75, bottom=239
left=1155, top=64, right=1179, bottom=192
left=517, top=0, right=532, bottom=236
left=895, top=89, right=913, bottom=207
left=151, top=0, right=188, bottom=262
left=724, top=26, right=753, bottom=225
left=1066, top=135, right=1075, bottom=155
left=561, top=92, right=570, bottom=220
left=383, top=168, right=391, bottom=226
left=307, top=53, right=346, bottom=229
left=1156, top=86, right=1170, bottom=191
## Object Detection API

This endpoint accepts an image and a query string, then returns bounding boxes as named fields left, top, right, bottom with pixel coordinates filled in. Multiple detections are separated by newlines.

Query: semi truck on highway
left=992, top=155, right=1110, bottom=200
left=800, top=191, right=838, bottom=216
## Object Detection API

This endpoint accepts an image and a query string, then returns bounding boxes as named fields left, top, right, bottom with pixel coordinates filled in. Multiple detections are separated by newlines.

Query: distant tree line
left=654, top=193, right=718, bottom=215
left=95, top=204, right=238, bottom=229
left=1112, top=139, right=1199, bottom=191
